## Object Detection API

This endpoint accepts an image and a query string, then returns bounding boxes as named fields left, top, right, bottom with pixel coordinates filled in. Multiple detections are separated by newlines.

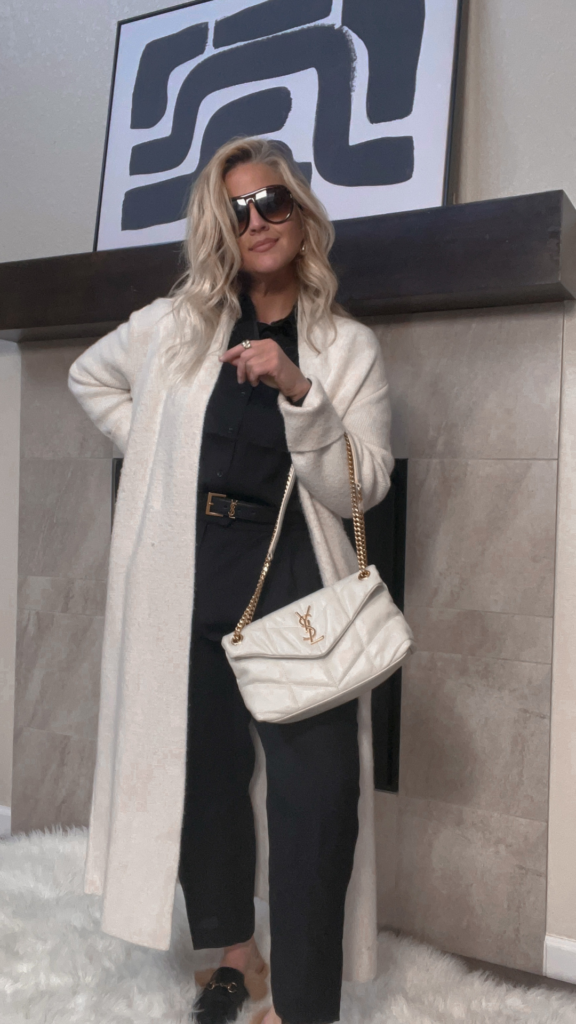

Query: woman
left=68, top=137, right=393, bottom=1024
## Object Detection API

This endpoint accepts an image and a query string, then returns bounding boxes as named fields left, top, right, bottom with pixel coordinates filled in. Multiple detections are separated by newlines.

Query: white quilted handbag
left=222, top=434, right=415, bottom=723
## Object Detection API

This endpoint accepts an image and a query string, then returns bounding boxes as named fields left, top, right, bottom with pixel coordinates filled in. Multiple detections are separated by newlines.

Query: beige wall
left=0, top=0, right=165, bottom=821
left=547, top=302, right=576, bottom=943
left=458, top=0, right=576, bottom=206
left=11, top=341, right=111, bottom=834
left=372, top=303, right=561, bottom=973
left=0, top=343, right=20, bottom=813
left=457, top=0, right=576, bottom=954
left=0, top=0, right=166, bottom=263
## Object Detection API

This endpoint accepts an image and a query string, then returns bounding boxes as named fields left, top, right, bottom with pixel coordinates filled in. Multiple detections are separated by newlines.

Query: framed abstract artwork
left=95, top=0, right=464, bottom=251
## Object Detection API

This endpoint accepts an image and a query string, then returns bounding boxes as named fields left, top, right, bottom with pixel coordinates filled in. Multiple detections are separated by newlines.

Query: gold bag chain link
left=231, top=433, right=370, bottom=645
left=345, top=434, right=370, bottom=579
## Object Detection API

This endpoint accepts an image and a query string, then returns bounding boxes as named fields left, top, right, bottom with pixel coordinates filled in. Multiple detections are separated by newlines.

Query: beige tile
left=399, top=651, right=550, bottom=821
left=374, top=791, right=399, bottom=929
left=0, top=342, right=20, bottom=808
left=547, top=301, right=576, bottom=941
left=15, top=608, right=102, bottom=739
left=405, top=606, right=553, bottom=664
left=20, top=341, right=112, bottom=460
left=370, top=303, right=562, bottom=460
left=18, top=575, right=107, bottom=616
left=392, top=796, right=547, bottom=973
left=18, top=457, right=111, bottom=580
left=405, top=459, right=557, bottom=616
left=0, top=607, right=16, bottom=807
left=11, top=727, right=96, bottom=834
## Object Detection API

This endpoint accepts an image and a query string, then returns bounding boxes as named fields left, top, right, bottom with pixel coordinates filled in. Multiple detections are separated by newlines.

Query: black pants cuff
left=276, top=1013, right=340, bottom=1024
left=191, top=922, right=255, bottom=951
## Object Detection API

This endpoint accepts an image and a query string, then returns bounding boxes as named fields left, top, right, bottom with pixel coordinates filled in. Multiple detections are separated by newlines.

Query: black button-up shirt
left=198, top=292, right=301, bottom=509
left=193, top=294, right=322, bottom=639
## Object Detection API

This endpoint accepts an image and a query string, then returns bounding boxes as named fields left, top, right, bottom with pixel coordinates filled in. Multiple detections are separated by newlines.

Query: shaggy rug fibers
left=0, top=829, right=574, bottom=1024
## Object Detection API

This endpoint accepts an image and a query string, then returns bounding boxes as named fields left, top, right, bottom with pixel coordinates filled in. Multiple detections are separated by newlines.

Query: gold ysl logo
left=296, top=606, right=324, bottom=645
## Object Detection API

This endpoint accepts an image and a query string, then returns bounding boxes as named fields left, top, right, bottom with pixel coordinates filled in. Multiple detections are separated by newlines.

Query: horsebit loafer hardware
left=192, top=966, right=250, bottom=1024
left=206, top=979, right=238, bottom=993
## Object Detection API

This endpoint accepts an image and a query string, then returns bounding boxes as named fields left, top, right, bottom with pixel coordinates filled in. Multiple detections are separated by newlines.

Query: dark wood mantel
left=2, top=189, right=576, bottom=341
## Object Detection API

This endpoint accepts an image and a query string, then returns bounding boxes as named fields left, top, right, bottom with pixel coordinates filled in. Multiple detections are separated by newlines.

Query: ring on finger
left=241, top=340, right=252, bottom=350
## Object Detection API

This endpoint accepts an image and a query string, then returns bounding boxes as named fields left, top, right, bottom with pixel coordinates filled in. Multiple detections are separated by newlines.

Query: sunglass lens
left=231, top=199, right=250, bottom=234
left=257, top=186, right=293, bottom=222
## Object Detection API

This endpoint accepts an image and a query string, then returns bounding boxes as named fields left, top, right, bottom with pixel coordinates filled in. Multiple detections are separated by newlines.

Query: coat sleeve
left=278, top=320, right=394, bottom=518
left=67, top=299, right=172, bottom=454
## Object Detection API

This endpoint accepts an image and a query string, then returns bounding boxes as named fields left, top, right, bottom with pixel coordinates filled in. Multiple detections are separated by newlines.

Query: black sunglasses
left=229, top=184, right=295, bottom=236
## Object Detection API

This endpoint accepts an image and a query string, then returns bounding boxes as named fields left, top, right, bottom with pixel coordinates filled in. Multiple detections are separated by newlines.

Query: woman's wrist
left=285, top=377, right=312, bottom=404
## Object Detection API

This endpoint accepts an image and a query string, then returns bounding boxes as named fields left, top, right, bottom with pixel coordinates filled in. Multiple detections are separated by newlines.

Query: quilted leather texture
left=222, top=566, right=416, bottom=723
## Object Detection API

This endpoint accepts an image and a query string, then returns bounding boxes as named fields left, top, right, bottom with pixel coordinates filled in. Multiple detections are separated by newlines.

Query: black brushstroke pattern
left=297, top=162, right=312, bottom=184
left=131, top=22, right=208, bottom=129
left=129, top=25, right=413, bottom=188
left=342, top=0, right=425, bottom=123
left=214, top=0, right=332, bottom=49
left=122, top=88, right=292, bottom=230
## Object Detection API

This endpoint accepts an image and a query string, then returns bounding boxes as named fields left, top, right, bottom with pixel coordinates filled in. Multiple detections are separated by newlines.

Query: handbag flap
left=223, top=566, right=393, bottom=660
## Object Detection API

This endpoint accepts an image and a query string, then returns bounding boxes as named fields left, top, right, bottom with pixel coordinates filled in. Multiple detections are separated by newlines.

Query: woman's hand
left=220, top=339, right=311, bottom=403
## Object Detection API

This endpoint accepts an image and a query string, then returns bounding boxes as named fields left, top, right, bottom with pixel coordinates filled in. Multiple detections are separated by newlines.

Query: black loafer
left=192, top=966, right=250, bottom=1024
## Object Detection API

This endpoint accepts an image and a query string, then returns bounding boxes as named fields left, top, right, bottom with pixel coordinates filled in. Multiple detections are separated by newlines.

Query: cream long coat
left=68, top=297, right=394, bottom=983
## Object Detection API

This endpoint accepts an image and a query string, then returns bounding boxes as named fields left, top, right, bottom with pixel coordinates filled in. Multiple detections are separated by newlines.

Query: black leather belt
left=203, top=492, right=279, bottom=524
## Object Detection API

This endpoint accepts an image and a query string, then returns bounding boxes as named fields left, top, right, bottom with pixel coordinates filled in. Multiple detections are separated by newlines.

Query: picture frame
left=94, top=0, right=465, bottom=252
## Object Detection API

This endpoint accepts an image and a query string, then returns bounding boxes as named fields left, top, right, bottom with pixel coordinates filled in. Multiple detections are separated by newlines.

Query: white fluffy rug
left=0, top=829, right=575, bottom=1024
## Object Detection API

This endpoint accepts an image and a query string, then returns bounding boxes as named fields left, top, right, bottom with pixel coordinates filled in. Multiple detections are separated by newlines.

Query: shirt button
left=228, top=426, right=234, bottom=433
left=216, top=471, right=223, bottom=478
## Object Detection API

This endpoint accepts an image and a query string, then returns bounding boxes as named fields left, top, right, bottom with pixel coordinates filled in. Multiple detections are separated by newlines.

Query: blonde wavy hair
left=163, top=136, right=345, bottom=384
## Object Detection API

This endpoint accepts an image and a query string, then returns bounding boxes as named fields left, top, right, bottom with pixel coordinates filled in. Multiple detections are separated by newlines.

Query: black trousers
left=178, top=518, right=361, bottom=1024
left=179, top=635, right=360, bottom=1024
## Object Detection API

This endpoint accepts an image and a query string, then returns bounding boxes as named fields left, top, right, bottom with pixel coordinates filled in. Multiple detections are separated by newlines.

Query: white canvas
left=96, top=0, right=460, bottom=250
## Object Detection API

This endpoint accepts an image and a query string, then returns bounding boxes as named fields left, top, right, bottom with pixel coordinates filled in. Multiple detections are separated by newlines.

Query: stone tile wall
left=372, top=302, right=563, bottom=973
left=0, top=342, right=21, bottom=813
left=547, top=302, right=576, bottom=945
left=10, top=303, right=563, bottom=974
left=11, top=340, right=111, bottom=834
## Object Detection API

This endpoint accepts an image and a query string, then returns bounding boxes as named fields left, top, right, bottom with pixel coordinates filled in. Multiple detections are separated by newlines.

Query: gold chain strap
left=345, top=433, right=371, bottom=580
left=230, top=433, right=370, bottom=645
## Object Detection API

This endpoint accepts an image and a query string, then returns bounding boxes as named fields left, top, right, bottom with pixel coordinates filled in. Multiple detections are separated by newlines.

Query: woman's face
left=224, top=162, right=305, bottom=278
